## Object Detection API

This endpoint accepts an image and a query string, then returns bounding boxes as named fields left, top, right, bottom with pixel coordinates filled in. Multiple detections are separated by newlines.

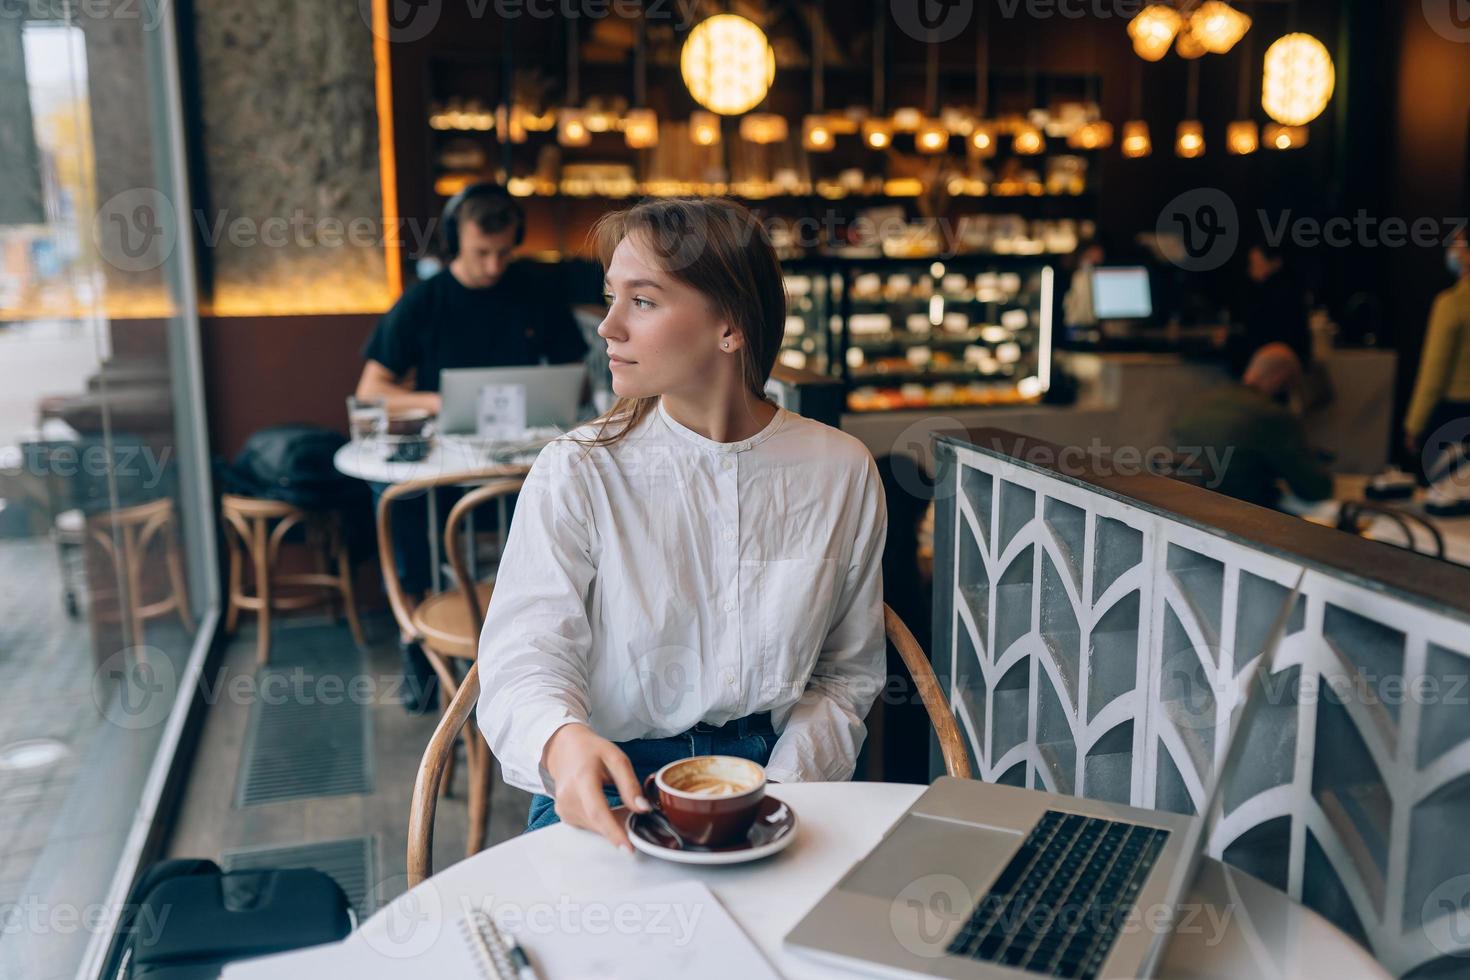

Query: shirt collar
left=656, top=399, right=787, bottom=454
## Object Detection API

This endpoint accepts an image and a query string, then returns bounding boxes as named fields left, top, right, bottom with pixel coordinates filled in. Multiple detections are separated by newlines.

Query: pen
left=506, top=939, right=540, bottom=980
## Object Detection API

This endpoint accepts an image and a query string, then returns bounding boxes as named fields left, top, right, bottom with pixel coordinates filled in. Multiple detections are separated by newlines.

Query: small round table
left=349, top=782, right=1386, bottom=979
left=333, top=435, right=543, bottom=591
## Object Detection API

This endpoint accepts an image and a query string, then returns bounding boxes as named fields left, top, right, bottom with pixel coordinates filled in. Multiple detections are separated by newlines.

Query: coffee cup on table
left=641, top=756, right=766, bottom=848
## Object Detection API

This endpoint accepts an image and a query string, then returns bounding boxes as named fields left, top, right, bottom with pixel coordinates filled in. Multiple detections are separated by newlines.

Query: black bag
left=105, top=859, right=353, bottom=979
left=219, top=425, right=353, bottom=510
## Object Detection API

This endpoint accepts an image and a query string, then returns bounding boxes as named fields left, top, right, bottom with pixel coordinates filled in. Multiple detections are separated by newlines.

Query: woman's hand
left=541, top=723, right=651, bottom=851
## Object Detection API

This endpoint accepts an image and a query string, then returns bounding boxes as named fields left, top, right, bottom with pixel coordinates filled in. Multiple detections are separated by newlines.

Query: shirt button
left=721, top=458, right=733, bottom=471
left=723, top=671, right=737, bottom=686
left=724, top=600, right=736, bottom=612
left=722, top=528, right=735, bottom=543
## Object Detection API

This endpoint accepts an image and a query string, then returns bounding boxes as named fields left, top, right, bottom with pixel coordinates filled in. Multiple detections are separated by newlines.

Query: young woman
left=476, top=198, right=886, bottom=852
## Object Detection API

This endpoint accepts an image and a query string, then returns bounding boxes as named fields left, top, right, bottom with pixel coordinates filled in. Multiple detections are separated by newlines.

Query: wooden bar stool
left=221, top=494, right=366, bottom=665
left=86, top=497, right=195, bottom=648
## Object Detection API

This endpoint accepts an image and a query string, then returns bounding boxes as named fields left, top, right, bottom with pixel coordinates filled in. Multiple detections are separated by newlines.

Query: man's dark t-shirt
left=361, top=264, right=588, bottom=392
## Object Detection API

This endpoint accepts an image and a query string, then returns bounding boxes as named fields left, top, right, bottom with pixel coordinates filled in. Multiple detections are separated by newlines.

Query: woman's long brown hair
left=574, top=198, right=787, bottom=449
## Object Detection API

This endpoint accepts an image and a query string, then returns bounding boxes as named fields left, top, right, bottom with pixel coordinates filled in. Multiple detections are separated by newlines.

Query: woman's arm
left=475, top=448, right=649, bottom=848
left=764, top=458, right=888, bottom=783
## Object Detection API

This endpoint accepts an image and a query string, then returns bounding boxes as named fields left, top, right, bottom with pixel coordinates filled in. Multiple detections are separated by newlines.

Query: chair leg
left=165, top=521, right=195, bottom=633
left=124, top=526, right=147, bottom=650
left=253, top=520, right=272, bottom=667
left=224, top=537, right=242, bottom=635
left=466, top=731, right=492, bottom=857
left=334, top=535, right=367, bottom=651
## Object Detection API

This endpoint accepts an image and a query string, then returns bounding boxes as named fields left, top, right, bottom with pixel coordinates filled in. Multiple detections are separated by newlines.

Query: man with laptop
left=355, top=183, right=588, bottom=711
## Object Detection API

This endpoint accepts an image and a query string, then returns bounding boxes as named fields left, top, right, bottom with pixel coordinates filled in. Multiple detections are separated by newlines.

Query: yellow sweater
left=1406, top=277, right=1470, bottom=437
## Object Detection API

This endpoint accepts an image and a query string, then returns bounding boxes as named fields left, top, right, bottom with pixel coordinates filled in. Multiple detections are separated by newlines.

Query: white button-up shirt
left=477, top=401, right=887, bottom=794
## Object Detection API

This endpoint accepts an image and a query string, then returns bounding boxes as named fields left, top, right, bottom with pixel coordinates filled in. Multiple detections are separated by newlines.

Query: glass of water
left=346, top=396, right=386, bottom=442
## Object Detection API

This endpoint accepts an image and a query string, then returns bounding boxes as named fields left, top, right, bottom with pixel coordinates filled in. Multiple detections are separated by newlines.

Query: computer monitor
left=1090, top=265, right=1153, bottom=321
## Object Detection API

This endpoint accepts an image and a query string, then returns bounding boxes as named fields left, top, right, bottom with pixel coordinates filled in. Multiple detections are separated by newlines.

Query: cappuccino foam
left=670, top=775, right=751, bottom=797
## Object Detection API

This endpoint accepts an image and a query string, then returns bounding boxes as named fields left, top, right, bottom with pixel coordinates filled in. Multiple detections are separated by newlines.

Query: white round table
left=342, top=783, right=1387, bottom=979
left=333, top=435, right=544, bottom=591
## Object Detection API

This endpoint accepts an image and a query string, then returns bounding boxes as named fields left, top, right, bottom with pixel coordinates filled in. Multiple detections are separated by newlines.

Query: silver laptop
left=438, top=364, right=586, bottom=435
left=785, top=571, right=1306, bottom=979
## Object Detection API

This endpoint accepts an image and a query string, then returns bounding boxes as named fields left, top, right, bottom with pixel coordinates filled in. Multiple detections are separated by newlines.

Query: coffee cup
left=641, top=755, right=766, bottom=848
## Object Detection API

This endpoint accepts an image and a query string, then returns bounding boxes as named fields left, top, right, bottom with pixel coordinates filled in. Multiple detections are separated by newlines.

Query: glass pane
left=0, top=7, right=208, bottom=978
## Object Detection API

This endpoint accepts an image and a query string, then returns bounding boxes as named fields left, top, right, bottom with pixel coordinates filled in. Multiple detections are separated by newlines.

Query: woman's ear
left=719, top=322, right=743, bottom=353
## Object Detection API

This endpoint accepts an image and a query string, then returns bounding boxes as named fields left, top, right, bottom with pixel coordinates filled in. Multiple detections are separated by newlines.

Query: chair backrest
left=375, top=466, right=528, bottom=643
left=884, top=603, right=972, bottom=781
left=408, top=660, right=481, bottom=886
left=405, top=602, right=970, bottom=886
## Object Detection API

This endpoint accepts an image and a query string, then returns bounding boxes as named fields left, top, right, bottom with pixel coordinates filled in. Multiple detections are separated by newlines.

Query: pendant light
left=969, top=4, right=996, bottom=157
left=802, top=0, right=834, bottom=151
left=863, top=7, right=893, bottom=149
left=1261, top=0, right=1332, bottom=127
left=1121, top=60, right=1151, bottom=157
left=915, top=34, right=948, bottom=153
left=1227, top=17, right=1258, bottom=155
left=681, top=14, right=775, bottom=115
left=624, top=18, right=658, bottom=148
left=557, top=20, right=590, bottom=147
left=690, top=111, right=722, bottom=146
left=1068, top=25, right=1112, bottom=149
left=1175, top=61, right=1205, bottom=157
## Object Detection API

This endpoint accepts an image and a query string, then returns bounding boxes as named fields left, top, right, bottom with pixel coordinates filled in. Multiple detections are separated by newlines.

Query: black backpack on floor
left=218, top=425, right=354, bottom=511
left=104, top=859, right=353, bottom=979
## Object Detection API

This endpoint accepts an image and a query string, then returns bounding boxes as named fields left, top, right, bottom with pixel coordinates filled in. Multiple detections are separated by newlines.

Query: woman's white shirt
left=476, top=400, right=887, bottom=795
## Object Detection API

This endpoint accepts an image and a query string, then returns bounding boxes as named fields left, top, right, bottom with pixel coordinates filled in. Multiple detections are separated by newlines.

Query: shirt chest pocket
left=744, top=557, right=841, bottom=676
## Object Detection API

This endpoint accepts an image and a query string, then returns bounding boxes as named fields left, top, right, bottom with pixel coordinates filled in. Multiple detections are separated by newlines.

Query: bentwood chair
left=405, top=603, right=970, bottom=886
left=220, top=495, right=366, bottom=665
left=379, top=468, right=526, bottom=859
left=86, top=497, right=195, bottom=648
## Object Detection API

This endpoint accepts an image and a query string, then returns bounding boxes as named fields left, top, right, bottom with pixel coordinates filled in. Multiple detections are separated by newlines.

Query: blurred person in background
left=1404, top=228, right=1470, bottom=471
left=1174, top=343, right=1331, bottom=509
left=1228, top=242, right=1312, bottom=377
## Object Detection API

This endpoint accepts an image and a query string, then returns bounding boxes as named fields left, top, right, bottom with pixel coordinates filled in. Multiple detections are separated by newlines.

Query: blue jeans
left=525, top=714, right=776, bottom=832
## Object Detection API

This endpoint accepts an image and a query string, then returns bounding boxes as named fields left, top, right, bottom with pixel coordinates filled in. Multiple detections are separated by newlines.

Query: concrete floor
left=165, top=613, right=534, bottom=914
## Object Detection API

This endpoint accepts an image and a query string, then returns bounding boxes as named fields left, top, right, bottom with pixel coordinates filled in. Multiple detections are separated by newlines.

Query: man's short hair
left=458, top=190, right=524, bottom=243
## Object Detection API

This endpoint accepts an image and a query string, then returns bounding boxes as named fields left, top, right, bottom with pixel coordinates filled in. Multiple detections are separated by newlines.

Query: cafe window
left=0, top=7, right=216, bottom=977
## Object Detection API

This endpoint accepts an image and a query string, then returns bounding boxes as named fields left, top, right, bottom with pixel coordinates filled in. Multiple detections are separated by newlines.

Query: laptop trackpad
left=840, top=812, right=1022, bottom=903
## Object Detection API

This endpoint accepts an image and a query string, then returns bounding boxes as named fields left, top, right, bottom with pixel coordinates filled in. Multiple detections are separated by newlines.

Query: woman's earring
left=722, top=341, right=730, bottom=349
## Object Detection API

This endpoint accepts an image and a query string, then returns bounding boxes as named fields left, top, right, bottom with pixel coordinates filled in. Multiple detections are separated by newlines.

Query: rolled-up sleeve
left=477, top=447, right=596, bottom=794
left=765, top=458, right=887, bottom=783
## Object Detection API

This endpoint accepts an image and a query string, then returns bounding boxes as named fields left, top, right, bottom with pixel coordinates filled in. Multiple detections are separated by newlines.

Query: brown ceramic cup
left=641, top=755, right=766, bottom=848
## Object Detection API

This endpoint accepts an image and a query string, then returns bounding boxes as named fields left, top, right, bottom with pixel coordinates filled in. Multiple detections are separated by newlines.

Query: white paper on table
left=221, top=880, right=781, bottom=980
left=476, top=383, right=528, bottom=440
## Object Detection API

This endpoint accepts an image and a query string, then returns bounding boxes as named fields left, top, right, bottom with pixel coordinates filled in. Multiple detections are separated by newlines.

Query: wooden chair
left=379, top=469, right=526, bottom=860
left=405, top=603, right=970, bottom=886
left=220, top=495, right=366, bottom=666
left=86, top=497, right=194, bottom=648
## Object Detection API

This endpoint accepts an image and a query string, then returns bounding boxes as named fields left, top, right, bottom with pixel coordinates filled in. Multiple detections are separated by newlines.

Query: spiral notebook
left=223, top=880, right=781, bottom=979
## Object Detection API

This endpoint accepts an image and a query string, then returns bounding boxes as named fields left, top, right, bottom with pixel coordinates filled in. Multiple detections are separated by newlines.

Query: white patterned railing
left=930, top=432, right=1470, bottom=977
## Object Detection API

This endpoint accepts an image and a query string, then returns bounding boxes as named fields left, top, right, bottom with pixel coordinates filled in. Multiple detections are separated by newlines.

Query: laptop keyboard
left=944, top=810, right=1170, bottom=979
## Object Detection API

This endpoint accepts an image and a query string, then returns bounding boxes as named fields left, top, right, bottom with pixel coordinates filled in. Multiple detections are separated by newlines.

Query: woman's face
left=598, top=235, right=734, bottom=400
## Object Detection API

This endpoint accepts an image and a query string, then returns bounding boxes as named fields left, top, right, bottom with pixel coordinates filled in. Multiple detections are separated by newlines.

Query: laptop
left=438, top=364, right=586, bottom=435
left=785, top=571, right=1307, bottom=979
